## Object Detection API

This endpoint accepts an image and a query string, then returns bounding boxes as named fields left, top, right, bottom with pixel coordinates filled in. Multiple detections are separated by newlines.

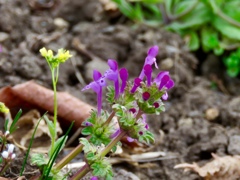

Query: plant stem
left=54, top=143, right=84, bottom=171
left=100, top=129, right=126, bottom=157
left=70, top=130, right=127, bottom=180
left=0, top=161, right=10, bottom=176
left=55, top=111, right=116, bottom=171
left=103, top=111, right=116, bottom=126
left=50, top=67, right=58, bottom=156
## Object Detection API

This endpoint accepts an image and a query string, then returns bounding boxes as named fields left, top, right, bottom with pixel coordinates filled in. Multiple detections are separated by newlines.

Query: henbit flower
left=130, top=78, right=142, bottom=93
left=142, top=92, right=151, bottom=101
left=105, top=59, right=120, bottom=98
left=110, top=129, right=120, bottom=139
left=90, top=176, right=98, bottom=180
left=143, top=64, right=152, bottom=87
left=139, top=45, right=159, bottom=80
left=119, top=68, right=128, bottom=94
left=154, top=71, right=174, bottom=100
left=127, top=136, right=135, bottom=142
left=82, top=70, right=107, bottom=116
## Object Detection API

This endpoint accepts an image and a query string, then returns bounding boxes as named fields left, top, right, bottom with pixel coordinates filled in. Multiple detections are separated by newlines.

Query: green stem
left=100, top=129, right=126, bottom=157
left=54, top=143, right=84, bottom=171
left=50, top=67, right=58, bottom=156
left=55, top=112, right=116, bottom=170
left=0, top=161, right=10, bottom=176
left=70, top=130, right=127, bottom=180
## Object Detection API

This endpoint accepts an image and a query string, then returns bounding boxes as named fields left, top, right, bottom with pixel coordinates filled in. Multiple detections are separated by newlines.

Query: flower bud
left=142, top=92, right=150, bottom=101
left=2, top=151, right=8, bottom=159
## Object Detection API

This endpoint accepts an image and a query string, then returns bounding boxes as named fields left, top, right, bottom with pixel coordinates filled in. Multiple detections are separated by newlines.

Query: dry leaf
left=174, top=153, right=240, bottom=180
left=11, top=110, right=62, bottom=152
left=0, top=81, right=93, bottom=130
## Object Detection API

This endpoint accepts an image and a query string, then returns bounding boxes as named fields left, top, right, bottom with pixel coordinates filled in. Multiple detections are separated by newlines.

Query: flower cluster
left=1, top=144, right=16, bottom=161
left=40, top=47, right=72, bottom=68
left=0, top=102, right=9, bottom=114
left=81, top=45, right=174, bottom=180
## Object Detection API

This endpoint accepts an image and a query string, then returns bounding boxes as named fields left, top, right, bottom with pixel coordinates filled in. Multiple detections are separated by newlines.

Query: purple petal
left=159, top=74, right=170, bottom=90
left=142, top=92, right=150, bottom=101
left=130, top=77, right=142, bottom=93
left=119, top=68, right=128, bottom=81
left=91, top=176, right=98, bottom=180
left=165, top=79, right=174, bottom=89
left=145, top=124, right=149, bottom=130
left=97, top=88, right=103, bottom=116
left=147, top=45, right=159, bottom=57
left=110, top=129, right=120, bottom=138
left=82, top=81, right=100, bottom=93
left=129, top=108, right=136, bottom=114
left=108, top=59, right=118, bottom=71
left=119, top=68, right=128, bottom=93
left=162, top=92, right=168, bottom=100
left=127, top=136, right=135, bottom=142
left=84, top=122, right=93, bottom=126
left=93, top=70, right=102, bottom=81
left=144, top=64, right=152, bottom=86
left=153, top=102, right=159, bottom=108
left=97, top=77, right=107, bottom=87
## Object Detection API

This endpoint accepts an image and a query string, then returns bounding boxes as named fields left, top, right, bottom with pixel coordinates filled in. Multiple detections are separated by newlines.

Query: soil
left=1, top=0, right=240, bottom=180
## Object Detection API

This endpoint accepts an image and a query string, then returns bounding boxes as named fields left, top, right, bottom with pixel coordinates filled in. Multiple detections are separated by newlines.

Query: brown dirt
left=1, top=0, right=240, bottom=179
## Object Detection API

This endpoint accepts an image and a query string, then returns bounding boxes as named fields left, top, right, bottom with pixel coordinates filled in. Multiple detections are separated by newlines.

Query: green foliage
left=113, top=0, right=240, bottom=76
left=224, top=48, right=240, bottom=77
left=91, top=160, right=113, bottom=180
left=81, top=111, right=116, bottom=147
left=8, top=109, right=22, bottom=133
left=112, top=0, right=163, bottom=25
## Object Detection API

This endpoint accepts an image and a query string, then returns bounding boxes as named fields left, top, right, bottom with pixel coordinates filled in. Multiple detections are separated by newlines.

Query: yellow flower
left=56, top=48, right=72, bottom=63
left=39, top=47, right=53, bottom=59
left=0, top=102, right=9, bottom=113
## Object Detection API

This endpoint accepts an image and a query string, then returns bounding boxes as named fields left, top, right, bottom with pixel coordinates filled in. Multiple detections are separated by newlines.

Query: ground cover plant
left=113, top=0, right=240, bottom=77
left=1, top=0, right=240, bottom=179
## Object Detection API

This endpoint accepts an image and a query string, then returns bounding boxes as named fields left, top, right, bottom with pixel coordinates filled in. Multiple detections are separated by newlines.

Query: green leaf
left=80, top=138, right=96, bottom=153
left=106, top=86, right=115, bottom=104
left=51, top=136, right=67, bottom=156
left=167, top=2, right=211, bottom=31
left=81, top=127, right=92, bottom=135
left=186, top=31, right=199, bottom=51
left=31, top=153, right=48, bottom=167
left=4, top=119, right=9, bottom=132
left=44, top=115, right=55, bottom=140
left=212, top=17, right=240, bottom=40
left=201, top=27, right=219, bottom=52
left=9, top=109, right=22, bottom=133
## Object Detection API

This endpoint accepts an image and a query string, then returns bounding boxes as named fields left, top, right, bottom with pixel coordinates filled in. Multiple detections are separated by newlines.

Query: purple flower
left=130, top=77, right=142, bottom=93
left=91, top=176, right=98, bottom=180
left=143, top=64, right=152, bottom=87
left=119, top=68, right=128, bottom=94
left=105, top=59, right=120, bottom=98
left=139, top=45, right=159, bottom=80
left=84, top=122, right=93, bottom=127
left=129, top=108, right=137, bottom=114
left=142, top=92, right=150, bottom=101
left=110, top=129, right=120, bottom=138
left=82, top=70, right=107, bottom=116
left=153, top=102, right=159, bottom=108
left=127, top=136, right=135, bottom=142
left=154, top=71, right=174, bottom=100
